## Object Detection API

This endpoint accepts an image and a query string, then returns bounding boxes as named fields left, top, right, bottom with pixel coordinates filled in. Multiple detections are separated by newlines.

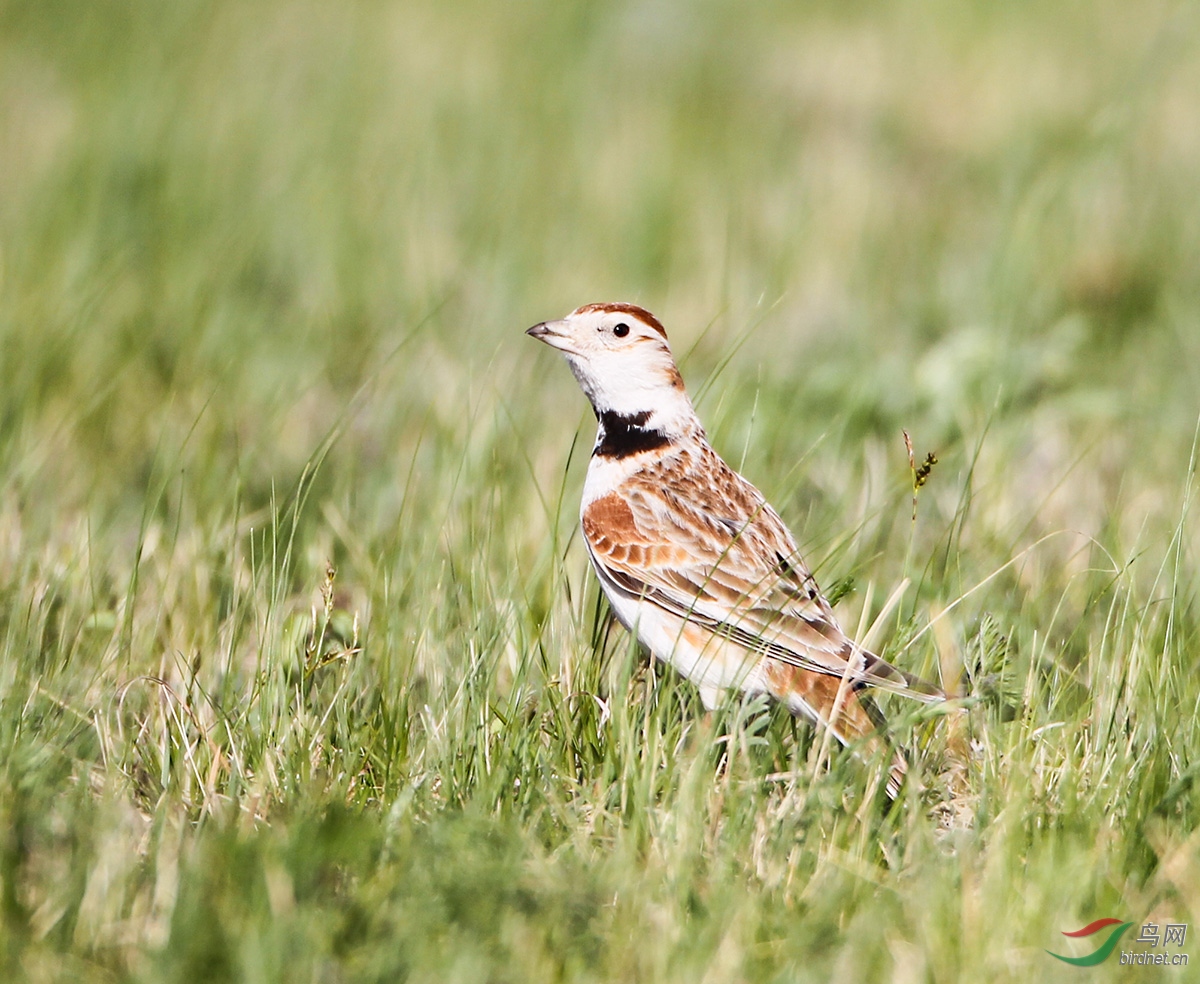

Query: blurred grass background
left=2, top=0, right=1200, bottom=980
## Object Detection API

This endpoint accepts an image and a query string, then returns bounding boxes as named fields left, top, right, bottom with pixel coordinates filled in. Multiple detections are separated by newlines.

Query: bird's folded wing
left=583, top=490, right=944, bottom=702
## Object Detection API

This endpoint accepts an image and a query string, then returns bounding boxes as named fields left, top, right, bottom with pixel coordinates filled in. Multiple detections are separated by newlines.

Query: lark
left=528, top=303, right=945, bottom=798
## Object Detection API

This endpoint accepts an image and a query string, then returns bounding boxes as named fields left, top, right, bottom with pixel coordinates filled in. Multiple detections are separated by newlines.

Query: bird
left=527, top=302, right=946, bottom=798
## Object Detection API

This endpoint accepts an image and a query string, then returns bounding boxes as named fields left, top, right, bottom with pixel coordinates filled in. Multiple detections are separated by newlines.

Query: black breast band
left=595, top=410, right=671, bottom=459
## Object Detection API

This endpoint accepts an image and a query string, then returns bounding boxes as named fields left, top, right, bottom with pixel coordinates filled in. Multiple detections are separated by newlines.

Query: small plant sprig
left=903, top=429, right=938, bottom=522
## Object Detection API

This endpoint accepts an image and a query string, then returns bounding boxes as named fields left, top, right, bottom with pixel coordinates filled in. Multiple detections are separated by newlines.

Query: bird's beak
left=526, top=320, right=575, bottom=352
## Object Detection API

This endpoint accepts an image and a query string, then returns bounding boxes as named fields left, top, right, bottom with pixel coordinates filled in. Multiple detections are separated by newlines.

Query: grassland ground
left=1, top=1, right=1199, bottom=981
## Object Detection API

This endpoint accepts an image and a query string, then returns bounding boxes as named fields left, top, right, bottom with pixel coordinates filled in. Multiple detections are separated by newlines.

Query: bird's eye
left=613, top=323, right=630, bottom=338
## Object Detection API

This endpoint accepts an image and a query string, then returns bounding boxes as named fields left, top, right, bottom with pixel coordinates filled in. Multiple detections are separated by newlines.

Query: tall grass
left=1, top=0, right=1198, bottom=980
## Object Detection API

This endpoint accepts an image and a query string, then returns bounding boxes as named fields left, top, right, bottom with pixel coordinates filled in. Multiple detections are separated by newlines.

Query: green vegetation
left=2, top=0, right=1199, bottom=980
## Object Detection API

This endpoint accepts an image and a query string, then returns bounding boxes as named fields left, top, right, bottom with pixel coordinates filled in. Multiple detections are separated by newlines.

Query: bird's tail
left=856, top=647, right=949, bottom=702
left=771, top=663, right=927, bottom=800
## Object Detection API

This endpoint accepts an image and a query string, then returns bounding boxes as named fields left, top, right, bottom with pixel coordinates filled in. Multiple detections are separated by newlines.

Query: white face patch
left=549, top=312, right=697, bottom=437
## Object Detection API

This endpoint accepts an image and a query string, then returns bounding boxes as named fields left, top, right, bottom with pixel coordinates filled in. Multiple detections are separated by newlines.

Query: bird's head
left=527, top=303, right=697, bottom=432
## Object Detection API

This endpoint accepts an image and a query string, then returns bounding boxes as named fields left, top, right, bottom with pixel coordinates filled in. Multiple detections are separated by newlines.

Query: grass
left=1, top=0, right=1199, bottom=980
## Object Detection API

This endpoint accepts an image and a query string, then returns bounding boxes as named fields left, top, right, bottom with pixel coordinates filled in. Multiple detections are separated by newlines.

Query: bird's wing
left=582, top=477, right=944, bottom=703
